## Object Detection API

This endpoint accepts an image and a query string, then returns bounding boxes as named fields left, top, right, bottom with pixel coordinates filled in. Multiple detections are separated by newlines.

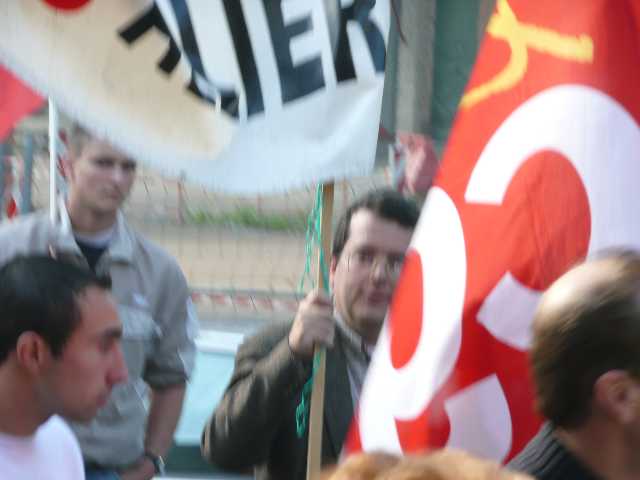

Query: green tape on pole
left=295, top=184, right=331, bottom=438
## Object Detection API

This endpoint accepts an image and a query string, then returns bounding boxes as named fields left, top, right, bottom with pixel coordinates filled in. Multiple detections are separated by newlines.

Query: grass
left=187, top=206, right=308, bottom=232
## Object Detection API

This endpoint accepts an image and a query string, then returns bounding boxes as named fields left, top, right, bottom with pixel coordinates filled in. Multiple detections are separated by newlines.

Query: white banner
left=0, top=0, right=389, bottom=193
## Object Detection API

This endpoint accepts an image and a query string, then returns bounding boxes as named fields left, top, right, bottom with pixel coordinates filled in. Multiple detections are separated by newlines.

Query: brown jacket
left=202, top=320, right=353, bottom=480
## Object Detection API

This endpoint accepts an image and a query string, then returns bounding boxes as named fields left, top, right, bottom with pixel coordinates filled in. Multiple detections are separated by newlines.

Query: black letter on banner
left=222, top=0, right=264, bottom=117
left=119, top=3, right=181, bottom=74
left=119, top=2, right=242, bottom=118
left=262, top=1, right=325, bottom=103
left=334, top=0, right=386, bottom=82
left=169, top=0, right=241, bottom=117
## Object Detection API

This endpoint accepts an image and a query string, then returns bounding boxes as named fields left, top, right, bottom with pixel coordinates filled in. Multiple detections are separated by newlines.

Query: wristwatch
left=143, top=451, right=166, bottom=476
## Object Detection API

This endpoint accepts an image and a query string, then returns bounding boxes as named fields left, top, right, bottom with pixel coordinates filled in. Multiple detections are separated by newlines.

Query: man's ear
left=593, top=370, right=640, bottom=424
left=59, top=155, right=73, bottom=181
left=15, top=332, right=53, bottom=375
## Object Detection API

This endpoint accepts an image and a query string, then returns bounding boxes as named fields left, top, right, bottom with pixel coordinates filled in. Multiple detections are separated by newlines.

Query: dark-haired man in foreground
left=509, top=250, right=640, bottom=480
left=0, top=255, right=127, bottom=479
left=0, top=126, right=197, bottom=480
left=202, top=189, right=420, bottom=480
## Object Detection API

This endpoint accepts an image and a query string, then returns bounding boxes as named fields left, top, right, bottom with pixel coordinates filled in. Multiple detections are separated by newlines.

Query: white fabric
left=0, top=415, right=84, bottom=480
left=0, top=1, right=389, bottom=194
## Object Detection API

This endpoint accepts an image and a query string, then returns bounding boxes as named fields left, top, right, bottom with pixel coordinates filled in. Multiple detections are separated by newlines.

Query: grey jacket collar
left=55, top=198, right=134, bottom=263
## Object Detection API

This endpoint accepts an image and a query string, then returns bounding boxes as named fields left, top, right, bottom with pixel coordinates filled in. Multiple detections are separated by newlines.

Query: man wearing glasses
left=202, top=189, right=419, bottom=480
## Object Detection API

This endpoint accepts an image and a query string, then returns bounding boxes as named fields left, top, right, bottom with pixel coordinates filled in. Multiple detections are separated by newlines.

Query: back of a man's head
left=0, top=255, right=111, bottom=364
left=531, top=249, right=640, bottom=428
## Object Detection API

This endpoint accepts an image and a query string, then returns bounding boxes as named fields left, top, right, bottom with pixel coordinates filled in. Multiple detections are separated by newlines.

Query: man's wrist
left=141, top=451, right=165, bottom=476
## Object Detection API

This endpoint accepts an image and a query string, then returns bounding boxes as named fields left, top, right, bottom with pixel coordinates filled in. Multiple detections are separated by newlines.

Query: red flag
left=348, top=0, right=640, bottom=462
left=5, top=196, right=18, bottom=219
left=0, top=65, right=44, bottom=140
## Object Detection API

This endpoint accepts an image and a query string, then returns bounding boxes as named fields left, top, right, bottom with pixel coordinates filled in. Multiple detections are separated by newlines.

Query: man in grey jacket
left=202, top=189, right=419, bottom=480
left=0, top=125, right=197, bottom=480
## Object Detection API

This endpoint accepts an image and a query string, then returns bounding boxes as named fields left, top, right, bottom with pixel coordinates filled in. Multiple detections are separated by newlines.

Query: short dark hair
left=0, top=255, right=112, bottom=364
left=531, top=249, right=640, bottom=428
left=332, top=189, right=420, bottom=259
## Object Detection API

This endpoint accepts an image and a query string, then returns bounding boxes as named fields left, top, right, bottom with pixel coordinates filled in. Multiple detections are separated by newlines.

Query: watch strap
left=142, top=451, right=165, bottom=475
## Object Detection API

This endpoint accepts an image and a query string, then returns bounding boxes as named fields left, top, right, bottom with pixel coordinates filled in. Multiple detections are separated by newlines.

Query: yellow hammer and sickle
left=461, top=0, right=594, bottom=110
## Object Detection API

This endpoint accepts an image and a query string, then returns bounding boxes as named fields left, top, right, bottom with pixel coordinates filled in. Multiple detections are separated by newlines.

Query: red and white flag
left=0, top=65, right=44, bottom=140
left=348, top=0, right=640, bottom=462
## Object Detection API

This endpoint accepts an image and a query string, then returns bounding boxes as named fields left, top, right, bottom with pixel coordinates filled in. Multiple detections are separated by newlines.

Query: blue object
left=174, top=350, right=235, bottom=445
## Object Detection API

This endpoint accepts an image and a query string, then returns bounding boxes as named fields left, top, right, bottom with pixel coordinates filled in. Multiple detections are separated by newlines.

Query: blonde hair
left=323, top=452, right=400, bottom=480
left=324, top=450, right=533, bottom=480
left=379, top=450, right=532, bottom=480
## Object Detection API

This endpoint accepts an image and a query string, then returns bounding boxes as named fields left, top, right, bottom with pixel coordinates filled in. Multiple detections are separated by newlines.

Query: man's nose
left=108, top=344, right=129, bottom=386
left=370, top=256, right=391, bottom=281
left=110, top=166, right=127, bottom=184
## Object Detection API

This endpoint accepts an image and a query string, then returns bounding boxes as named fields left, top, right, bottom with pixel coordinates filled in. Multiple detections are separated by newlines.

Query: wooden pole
left=306, top=182, right=334, bottom=480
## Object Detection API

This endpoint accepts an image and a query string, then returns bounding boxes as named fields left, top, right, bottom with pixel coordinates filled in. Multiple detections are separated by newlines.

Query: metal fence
left=2, top=139, right=392, bottom=318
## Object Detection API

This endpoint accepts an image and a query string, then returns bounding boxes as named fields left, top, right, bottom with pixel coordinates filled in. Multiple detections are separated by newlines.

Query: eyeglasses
left=347, top=249, right=406, bottom=278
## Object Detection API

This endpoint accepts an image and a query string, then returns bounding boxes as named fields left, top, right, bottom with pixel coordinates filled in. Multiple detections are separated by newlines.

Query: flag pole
left=48, top=98, right=58, bottom=223
left=306, top=181, right=334, bottom=480
left=0, top=142, right=6, bottom=219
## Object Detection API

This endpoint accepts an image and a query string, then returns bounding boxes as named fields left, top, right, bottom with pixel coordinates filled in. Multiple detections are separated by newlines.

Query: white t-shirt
left=0, top=415, right=84, bottom=480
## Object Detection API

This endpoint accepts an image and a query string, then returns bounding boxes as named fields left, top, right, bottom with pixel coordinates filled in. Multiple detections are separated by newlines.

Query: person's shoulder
left=122, top=220, right=183, bottom=271
left=237, top=319, right=294, bottom=355
left=252, top=319, right=294, bottom=342
left=508, top=424, right=568, bottom=479
left=0, top=211, right=50, bottom=264
left=0, top=210, right=48, bottom=236
left=134, top=231, right=179, bottom=265
left=40, top=416, right=84, bottom=478
left=38, top=416, right=78, bottom=446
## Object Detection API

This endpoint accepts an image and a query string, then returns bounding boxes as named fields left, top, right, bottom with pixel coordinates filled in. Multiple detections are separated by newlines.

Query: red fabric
left=5, top=196, right=17, bottom=218
left=349, top=0, right=640, bottom=463
left=0, top=65, right=44, bottom=140
left=41, top=0, right=92, bottom=11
